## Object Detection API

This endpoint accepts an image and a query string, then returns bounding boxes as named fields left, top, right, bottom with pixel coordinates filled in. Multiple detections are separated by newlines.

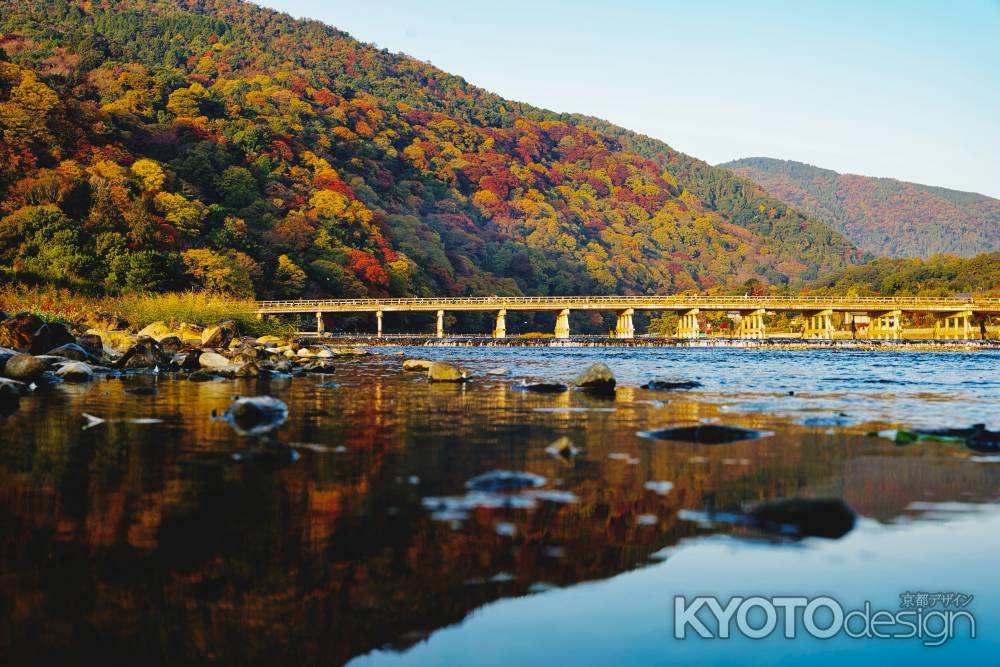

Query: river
left=1, top=347, right=998, bottom=665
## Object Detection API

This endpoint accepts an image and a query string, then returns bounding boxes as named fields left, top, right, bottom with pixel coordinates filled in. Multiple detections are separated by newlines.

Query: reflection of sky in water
left=352, top=506, right=1000, bottom=666
left=379, top=347, right=1000, bottom=429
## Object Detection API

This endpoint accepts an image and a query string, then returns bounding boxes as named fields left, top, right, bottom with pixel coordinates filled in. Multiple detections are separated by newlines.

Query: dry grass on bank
left=0, top=286, right=294, bottom=338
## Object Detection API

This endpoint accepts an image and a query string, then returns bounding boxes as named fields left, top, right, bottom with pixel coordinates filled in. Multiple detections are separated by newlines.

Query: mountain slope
left=721, top=157, right=1000, bottom=259
left=0, top=0, right=859, bottom=299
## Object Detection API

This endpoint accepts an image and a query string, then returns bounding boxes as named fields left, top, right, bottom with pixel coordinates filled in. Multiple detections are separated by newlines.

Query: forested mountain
left=807, top=252, right=1000, bottom=296
left=721, top=157, right=1000, bottom=259
left=0, top=0, right=859, bottom=299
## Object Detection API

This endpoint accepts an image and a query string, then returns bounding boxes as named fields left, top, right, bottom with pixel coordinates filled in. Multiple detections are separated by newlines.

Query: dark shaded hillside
left=721, top=157, right=1000, bottom=259
left=0, top=0, right=858, bottom=299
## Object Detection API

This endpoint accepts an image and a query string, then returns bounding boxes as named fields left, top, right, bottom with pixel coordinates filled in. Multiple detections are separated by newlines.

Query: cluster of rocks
left=0, top=310, right=367, bottom=413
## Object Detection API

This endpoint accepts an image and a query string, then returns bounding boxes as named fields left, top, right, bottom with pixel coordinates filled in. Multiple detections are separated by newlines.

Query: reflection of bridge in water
left=255, top=295, right=1000, bottom=340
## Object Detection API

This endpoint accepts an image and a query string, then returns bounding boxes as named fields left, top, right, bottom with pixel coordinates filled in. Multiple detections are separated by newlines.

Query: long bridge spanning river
left=254, top=295, right=1000, bottom=340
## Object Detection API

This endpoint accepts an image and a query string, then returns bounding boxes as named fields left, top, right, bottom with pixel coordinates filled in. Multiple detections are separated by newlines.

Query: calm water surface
left=1, top=347, right=998, bottom=666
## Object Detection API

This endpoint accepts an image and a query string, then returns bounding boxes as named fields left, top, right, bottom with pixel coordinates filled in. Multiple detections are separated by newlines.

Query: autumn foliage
left=0, top=0, right=859, bottom=300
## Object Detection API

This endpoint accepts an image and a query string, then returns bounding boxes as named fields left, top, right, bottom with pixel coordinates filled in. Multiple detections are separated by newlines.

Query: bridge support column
left=316, top=312, right=325, bottom=334
left=436, top=310, right=445, bottom=338
left=804, top=309, right=834, bottom=339
left=934, top=310, right=972, bottom=340
left=614, top=308, right=635, bottom=339
left=376, top=310, right=383, bottom=338
left=675, top=309, right=700, bottom=339
left=554, top=309, right=570, bottom=339
left=869, top=310, right=902, bottom=340
left=737, top=309, right=766, bottom=339
left=493, top=309, right=507, bottom=339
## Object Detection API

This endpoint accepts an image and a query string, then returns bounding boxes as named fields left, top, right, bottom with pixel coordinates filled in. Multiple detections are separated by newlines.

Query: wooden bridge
left=254, top=295, right=1000, bottom=340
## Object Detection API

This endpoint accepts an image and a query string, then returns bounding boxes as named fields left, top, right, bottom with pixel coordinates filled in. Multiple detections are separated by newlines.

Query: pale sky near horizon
left=262, top=0, right=1000, bottom=198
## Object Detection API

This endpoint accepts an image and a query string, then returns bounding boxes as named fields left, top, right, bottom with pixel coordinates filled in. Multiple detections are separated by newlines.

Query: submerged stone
left=641, top=380, right=702, bottom=391
left=0, top=379, right=23, bottom=413
left=223, top=395, right=289, bottom=436
left=573, top=362, right=616, bottom=394
left=639, top=424, right=773, bottom=444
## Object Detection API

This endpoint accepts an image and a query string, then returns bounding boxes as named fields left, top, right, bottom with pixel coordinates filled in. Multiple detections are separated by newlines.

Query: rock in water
left=76, top=333, right=105, bottom=358
left=34, top=322, right=75, bottom=355
left=201, top=320, right=239, bottom=348
left=748, top=498, right=856, bottom=539
left=641, top=380, right=702, bottom=391
left=199, top=351, right=232, bottom=369
left=402, top=358, right=433, bottom=371
left=3, top=354, right=47, bottom=382
left=465, top=470, right=547, bottom=493
left=428, top=361, right=469, bottom=382
left=56, top=361, right=94, bottom=382
left=573, top=363, right=616, bottom=394
left=47, top=343, right=93, bottom=362
left=137, top=321, right=174, bottom=341
left=116, top=338, right=163, bottom=369
left=639, top=424, right=773, bottom=445
left=223, top=396, right=289, bottom=435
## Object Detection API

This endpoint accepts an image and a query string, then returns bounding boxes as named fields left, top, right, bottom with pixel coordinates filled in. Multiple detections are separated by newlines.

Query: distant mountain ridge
left=720, top=157, right=1000, bottom=258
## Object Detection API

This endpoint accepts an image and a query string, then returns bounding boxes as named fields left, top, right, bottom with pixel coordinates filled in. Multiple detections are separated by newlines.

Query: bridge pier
left=436, top=310, right=445, bottom=338
left=803, top=309, right=834, bottom=339
left=376, top=310, right=383, bottom=338
left=554, top=309, right=571, bottom=338
left=934, top=310, right=972, bottom=340
left=675, top=309, right=700, bottom=339
left=614, top=308, right=635, bottom=339
left=316, top=311, right=325, bottom=334
left=493, top=309, right=507, bottom=338
left=737, top=309, right=766, bottom=339
left=869, top=310, right=902, bottom=340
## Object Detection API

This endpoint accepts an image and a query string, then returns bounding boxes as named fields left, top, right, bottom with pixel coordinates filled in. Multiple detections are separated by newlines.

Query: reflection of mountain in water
left=0, top=363, right=997, bottom=665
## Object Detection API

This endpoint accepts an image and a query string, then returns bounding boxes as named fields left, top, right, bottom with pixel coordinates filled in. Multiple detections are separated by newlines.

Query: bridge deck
left=254, top=295, right=1000, bottom=314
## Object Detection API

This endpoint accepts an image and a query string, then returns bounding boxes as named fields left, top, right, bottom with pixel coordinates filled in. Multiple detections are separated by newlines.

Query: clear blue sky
left=262, top=0, right=1000, bottom=198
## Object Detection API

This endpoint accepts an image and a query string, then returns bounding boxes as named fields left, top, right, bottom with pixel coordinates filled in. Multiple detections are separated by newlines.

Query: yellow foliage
left=130, top=159, right=165, bottom=191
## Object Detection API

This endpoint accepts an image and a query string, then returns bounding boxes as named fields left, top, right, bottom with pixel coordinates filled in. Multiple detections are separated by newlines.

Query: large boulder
left=86, top=328, right=137, bottom=354
left=137, top=321, right=175, bottom=341
left=427, top=361, right=469, bottom=383
left=116, top=338, right=163, bottom=369
left=201, top=320, right=239, bottom=348
left=0, top=313, right=45, bottom=350
left=158, top=336, right=184, bottom=354
left=177, top=322, right=204, bottom=345
left=573, top=363, right=616, bottom=395
left=56, top=361, right=94, bottom=383
left=47, top=343, right=93, bottom=362
left=76, top=334, right=104, bottom=358
left=199, top=351, right=232, bottom=369
left=33, top=321, right=75, bottom=355
left=3, top=353, right=48, bottom=382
